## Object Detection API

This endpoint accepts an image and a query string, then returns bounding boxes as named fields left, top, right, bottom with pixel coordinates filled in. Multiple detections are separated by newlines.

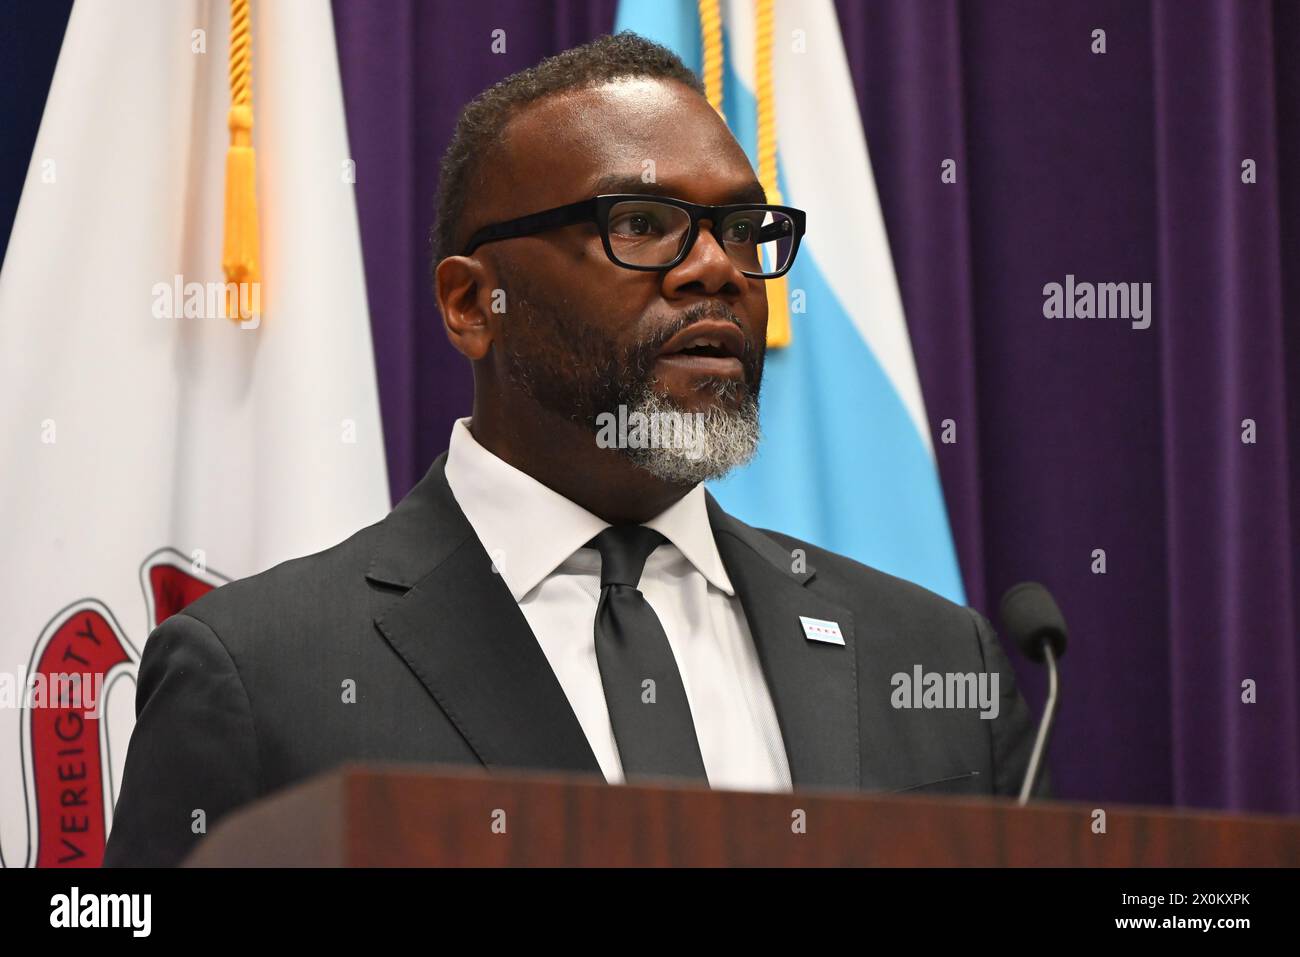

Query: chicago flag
left=616, top=0, right=965, bottom=603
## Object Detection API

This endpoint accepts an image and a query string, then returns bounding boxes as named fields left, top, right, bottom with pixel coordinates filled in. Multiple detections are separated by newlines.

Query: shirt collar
left=641, top=480, right=735, bottom=596
left=443, top=417, right=734, bottom=600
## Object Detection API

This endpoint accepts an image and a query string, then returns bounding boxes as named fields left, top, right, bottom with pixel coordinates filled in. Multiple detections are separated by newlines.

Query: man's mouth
left=654, top=320, right=747, bottom=378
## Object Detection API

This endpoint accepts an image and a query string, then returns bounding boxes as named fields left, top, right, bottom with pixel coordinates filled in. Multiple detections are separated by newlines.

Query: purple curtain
left=332, top=0, right=1300, bottom=814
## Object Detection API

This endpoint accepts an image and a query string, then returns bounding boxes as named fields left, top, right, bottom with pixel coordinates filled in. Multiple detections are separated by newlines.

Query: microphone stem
left=1017, top=642, right=1058, bottom=805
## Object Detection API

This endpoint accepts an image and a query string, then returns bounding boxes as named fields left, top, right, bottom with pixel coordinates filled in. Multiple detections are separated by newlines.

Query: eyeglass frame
left=460, top=193, right=807, bottom=279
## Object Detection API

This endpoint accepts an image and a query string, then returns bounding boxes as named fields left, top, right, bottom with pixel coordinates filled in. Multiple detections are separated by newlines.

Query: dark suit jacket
left=103, top=453, right=1044, bottom=866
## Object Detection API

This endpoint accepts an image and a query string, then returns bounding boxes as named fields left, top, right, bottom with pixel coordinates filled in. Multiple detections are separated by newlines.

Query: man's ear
left=435, top=255, right=495, bottom=361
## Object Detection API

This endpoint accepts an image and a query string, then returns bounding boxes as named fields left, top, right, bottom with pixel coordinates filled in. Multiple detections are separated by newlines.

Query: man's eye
left=724, top=221, right=755, bottom=243
left=611, top=212, right=661, bottom=237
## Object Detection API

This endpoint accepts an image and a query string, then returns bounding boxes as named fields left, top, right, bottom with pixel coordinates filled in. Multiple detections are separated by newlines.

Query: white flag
left=0, top=0, right=389, bottom=867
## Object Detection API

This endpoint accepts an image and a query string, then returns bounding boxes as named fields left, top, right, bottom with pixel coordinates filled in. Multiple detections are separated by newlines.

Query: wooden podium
left=183, top=762, right=1300, bottom=867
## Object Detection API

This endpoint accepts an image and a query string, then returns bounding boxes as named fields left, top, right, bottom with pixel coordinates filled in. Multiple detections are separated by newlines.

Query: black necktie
left=589, top=525, right=709, bottom=784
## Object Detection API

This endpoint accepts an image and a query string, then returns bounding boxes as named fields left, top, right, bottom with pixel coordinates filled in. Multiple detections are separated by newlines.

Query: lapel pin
left=799, top=616, right=845, bottom=646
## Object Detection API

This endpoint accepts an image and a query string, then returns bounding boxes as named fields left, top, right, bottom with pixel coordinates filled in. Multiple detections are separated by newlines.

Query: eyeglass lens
left=607, top=200, right=795, bottom=275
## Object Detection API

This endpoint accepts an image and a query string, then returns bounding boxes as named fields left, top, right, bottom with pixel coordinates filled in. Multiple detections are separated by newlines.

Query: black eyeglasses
left=461, top=193, right=806, bottom=279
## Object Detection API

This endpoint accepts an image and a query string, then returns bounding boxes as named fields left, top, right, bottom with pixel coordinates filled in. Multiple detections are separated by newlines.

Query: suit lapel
left=366, top=454, right=603, bottom=778
left=365, top=455, right=860, bottom=791
left=707, top=494, right=860, bottom=791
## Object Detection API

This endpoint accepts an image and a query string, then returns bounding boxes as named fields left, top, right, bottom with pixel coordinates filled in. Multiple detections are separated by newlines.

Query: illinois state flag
left=616, top=0, right=964, bottom=603
left=0, top=0, right=389, bottom=867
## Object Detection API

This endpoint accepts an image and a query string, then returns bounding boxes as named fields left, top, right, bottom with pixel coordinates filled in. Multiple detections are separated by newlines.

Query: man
left=104, top=32, right=1042, bottom=867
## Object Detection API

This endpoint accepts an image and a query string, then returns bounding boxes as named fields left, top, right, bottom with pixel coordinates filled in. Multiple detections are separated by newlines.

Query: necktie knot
left=588, top=525, right=667, bottom=589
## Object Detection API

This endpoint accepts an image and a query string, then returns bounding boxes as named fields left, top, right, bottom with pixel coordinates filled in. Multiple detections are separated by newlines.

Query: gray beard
left=617, top=378, right=761, bottom=485
left=497, top=281, right=763, bottom=486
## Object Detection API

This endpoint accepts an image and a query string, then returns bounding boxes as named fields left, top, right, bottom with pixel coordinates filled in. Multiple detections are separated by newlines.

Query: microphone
left=998, top=582, right=1069, bottom=805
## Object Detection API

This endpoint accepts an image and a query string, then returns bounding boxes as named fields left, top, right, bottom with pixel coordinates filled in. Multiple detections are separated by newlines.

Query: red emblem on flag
left=18, top=548, right=228, bottom=867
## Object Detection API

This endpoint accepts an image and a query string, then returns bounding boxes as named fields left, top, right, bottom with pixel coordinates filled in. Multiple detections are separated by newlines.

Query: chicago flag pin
left=799, top=616, right=845, bottom=646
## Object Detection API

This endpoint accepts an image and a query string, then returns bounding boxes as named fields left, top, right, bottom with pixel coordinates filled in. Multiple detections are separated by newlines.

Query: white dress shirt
left=443, top=417, right=792, bottom=792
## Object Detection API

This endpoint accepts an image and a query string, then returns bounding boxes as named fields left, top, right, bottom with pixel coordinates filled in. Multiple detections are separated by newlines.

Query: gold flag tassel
left=223, top=0, right=261, bottom=323
left=698, top=0, right=725, bottom=120
left=754, top=0, right=790, bottom=348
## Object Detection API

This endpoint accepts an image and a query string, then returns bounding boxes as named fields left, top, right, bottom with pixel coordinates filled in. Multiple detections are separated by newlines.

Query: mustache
left=636, top=303, right=758, bottom=364
left=609, top=302, right=766, bottom=405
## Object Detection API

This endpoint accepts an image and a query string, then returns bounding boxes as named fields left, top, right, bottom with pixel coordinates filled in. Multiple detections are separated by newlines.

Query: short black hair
left=430, top=31, right=705, bottom=273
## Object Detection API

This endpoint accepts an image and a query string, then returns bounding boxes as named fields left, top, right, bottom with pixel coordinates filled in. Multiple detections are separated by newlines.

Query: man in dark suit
left=104, top=32, right=1043, bottom=867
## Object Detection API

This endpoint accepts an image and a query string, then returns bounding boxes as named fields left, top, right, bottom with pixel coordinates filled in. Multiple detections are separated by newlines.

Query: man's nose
left=662, top=223, right=747, bottom=298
